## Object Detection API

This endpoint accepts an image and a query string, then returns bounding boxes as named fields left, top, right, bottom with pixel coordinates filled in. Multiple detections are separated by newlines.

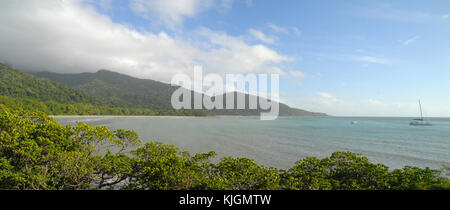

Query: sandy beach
left=50, top=115, right=208, bottom=119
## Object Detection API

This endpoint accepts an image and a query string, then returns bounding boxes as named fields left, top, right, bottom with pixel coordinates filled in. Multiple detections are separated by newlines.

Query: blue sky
left=1, top=0, right=449, bottom=116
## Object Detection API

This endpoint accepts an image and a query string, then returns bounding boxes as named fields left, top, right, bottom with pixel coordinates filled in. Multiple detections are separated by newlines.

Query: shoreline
left=50, top=115, right=330, bottom=119
left=50, top=115, right=208, bottom=119
left=49, top=115, right=450, bottom=119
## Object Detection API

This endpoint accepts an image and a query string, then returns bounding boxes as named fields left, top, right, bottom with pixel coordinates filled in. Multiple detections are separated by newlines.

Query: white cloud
left=287, top=96, right=435, bottom=117
left=310, top=52, right=393, bottom=65
left=402, top=36, right=420, bottom=46
left=86, top=0, right=113, bottom=11
left=367, top=99, right=384, bottom=106
left=248, top=28, right=277, bottom=44
left=198, top=28, right=290, bottom=74
left=289, top=71, right=305, bottom=78
left=285, top=93, right=450, bottom=117
left=130, top=0, right=232, bottom=27
left=246, top=0, right=253, bottom=8
left=291, top=26, right=301, bottom=37
left=441, top=14, right=450, bottom=19
left=267, top=23, right=288, bottom=34
left=219, top=0, right=233, bottom=13
left=0, top=0, right=290, bottom=83
left=267, top=24, right=301, bottom=37
left=356, top=5, right=433, bottom=23
left=352, top=56, right=390, bottom=64
left=318, top=92, right=339, bottom=104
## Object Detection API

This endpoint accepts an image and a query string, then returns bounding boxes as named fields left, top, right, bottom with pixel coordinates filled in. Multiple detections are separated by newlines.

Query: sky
left=0, top=0, right=449, bottom=117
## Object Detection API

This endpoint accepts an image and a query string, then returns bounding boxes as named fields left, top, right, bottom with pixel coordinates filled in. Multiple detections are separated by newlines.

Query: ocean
left=55, top=116, right=450, bottom=170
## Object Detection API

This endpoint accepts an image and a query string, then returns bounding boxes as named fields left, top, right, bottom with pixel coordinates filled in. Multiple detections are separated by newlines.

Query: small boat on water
left=410, top=100, right=432, bottom=126
left=351, top=121, right=358, bottom=125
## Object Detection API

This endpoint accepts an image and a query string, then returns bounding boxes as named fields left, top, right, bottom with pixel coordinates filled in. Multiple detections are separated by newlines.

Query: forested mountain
left=32, top=70, right=327, bottom=116
left=206, top=92, right=327, bottom=116
left=32, top=70, right=177, bottom=108
left=0, top=63, right=100, bottom=105
left=0, top=63, right=326, bottom=116
left=0, top=63, right=205, bottom=116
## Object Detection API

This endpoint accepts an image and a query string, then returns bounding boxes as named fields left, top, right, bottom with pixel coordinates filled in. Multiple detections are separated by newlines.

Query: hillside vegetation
left=0, top=63, right=327, bottom=116
left=33, top=70, right=185, bottom=108
left=0, top=63, right=99, bottom=105
left=0, top=63, right=206, bottom=116
left=0, top=95, right=207, bottom=116
left=32, top=70, right=327, bottom=116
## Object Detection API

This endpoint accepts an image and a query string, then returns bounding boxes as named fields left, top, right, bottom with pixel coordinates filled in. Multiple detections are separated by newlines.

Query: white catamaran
left=410, top=100, right=432, bottom=126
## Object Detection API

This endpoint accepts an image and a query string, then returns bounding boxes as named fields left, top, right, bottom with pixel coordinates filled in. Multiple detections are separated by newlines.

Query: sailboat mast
left=410, top=100, right=431, bottom=126
left=419, top=100, right=423, bottom=120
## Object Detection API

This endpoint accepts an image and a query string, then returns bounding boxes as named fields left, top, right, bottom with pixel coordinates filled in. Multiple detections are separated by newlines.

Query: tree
left=207, top=157, right=281, bottom=190
left=281, top=152, right=447, bottom=190
left=0, top=105, right=140, bottom=189
left=123, top=142, right=216, bottom=190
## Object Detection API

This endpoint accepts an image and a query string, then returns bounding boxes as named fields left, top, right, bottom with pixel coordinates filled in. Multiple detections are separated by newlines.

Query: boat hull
left=409, top=121, right=432, bottom=126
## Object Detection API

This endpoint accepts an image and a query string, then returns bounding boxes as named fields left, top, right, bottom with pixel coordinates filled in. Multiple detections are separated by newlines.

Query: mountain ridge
left=31, top=69, right=327, bottom=116
left=0, top=63, right=100, bottom=105
left=0, top=63, right=206, bottom=116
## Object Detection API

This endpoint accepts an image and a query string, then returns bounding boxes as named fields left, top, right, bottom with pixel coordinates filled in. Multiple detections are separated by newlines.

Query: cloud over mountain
left=0, top=0, right=290, bottom=83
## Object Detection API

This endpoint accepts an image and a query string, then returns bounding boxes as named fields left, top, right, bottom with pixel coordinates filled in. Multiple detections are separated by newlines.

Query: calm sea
left=55, top=116, right=450, bottom=170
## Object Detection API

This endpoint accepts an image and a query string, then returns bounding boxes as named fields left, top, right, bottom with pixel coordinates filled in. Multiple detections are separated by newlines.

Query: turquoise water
left=56, top=116, right=450, bottom=170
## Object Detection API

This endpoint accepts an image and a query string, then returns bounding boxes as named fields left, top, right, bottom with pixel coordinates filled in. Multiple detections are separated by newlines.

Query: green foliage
left=207, top=157, right=281, bottom=190
left=0, top=105, right=140, bottom=189
left=281, top=152, right=391, bottom=190
left=32, top=69, right=184, bottom=109
left=0, top=63, right=208, bottom=116
left=125, top=142, right=205, bottom=190
left=0, top=95, right=208, bottom=116
left=96, top=152, right=135, bottom=189
left=281, top=152, right=449, bottom=190
left=0, top=63, right=99, bottom=105
left=0, top=105, right=448, bottom=190
left=388, top=166, right=448, bottom=190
